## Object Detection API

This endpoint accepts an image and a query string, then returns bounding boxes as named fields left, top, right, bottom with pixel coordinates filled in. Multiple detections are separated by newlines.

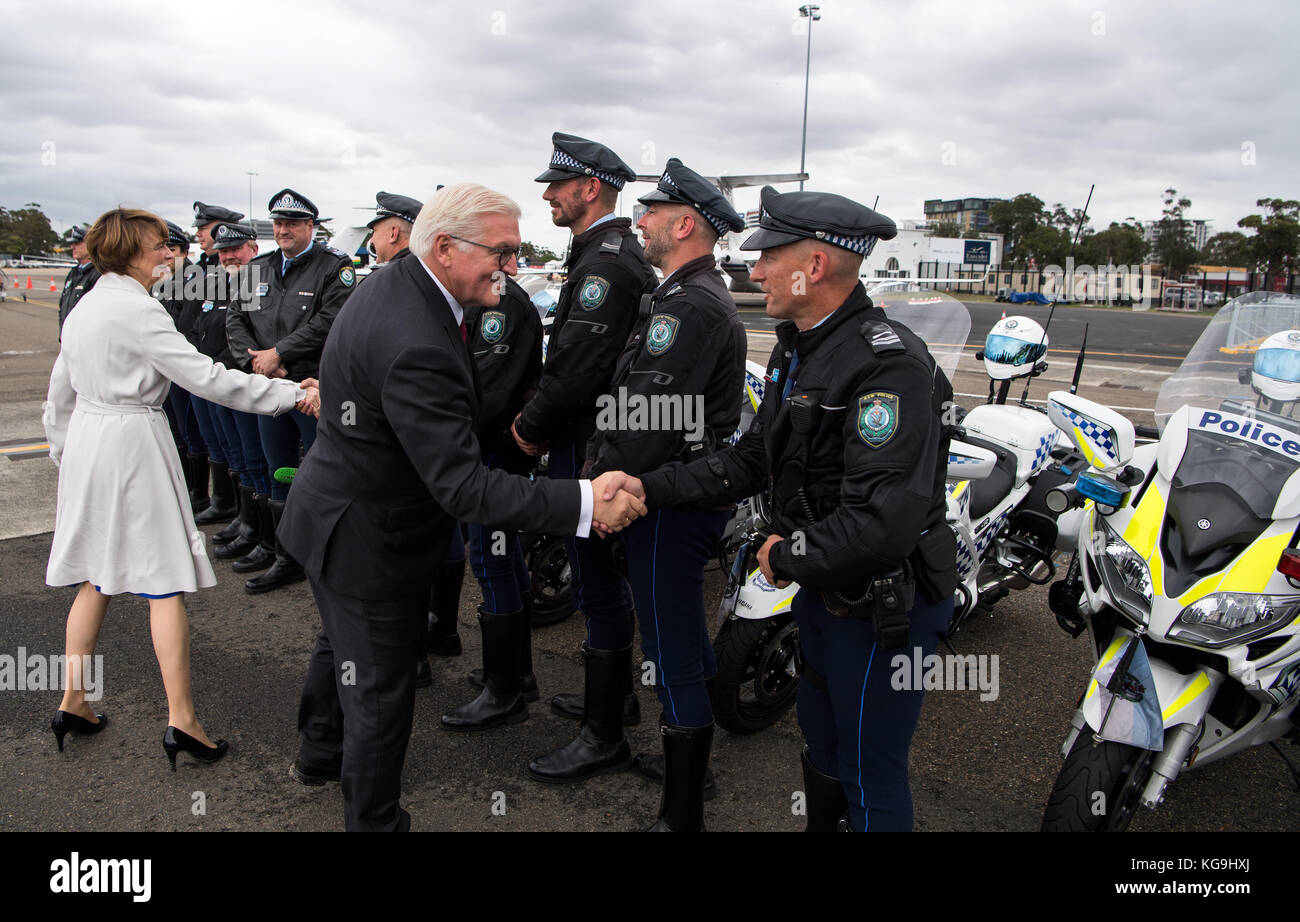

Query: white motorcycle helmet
left=983, top=316, right=1048, bottom=380
left=1252, top=330, right=1300, bottom=403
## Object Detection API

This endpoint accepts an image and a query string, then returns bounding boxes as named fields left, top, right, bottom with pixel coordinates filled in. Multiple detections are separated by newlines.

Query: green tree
left=1019, top=224, right=1071, bottom=267
left=988, top=193, right=1047, bottom=264
left=1199, top=231, right=1251, bottom=268
left=961, top=227, right=986, bottom=240
left=929, top=220, right=961, bottom=238
left=1150, top=187, right=1199, bottom=277
left=1077, top=221, right=1148, bottom=266
left=1238, top=198, right=1300, bottom=275
left=520, top=241, right=560, bottom=264
left=0, top=204, right=59, bottom=255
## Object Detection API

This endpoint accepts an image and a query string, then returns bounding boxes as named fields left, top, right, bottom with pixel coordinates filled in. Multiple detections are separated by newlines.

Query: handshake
left=589, top=471, right=647, bottom=537
left=295, top=377, right=321, bottom=418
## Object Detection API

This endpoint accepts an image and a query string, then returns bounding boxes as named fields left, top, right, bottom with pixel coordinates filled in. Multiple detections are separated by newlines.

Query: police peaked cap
left=68, top=224, right=90, bottom=244
left=534, top=132, right=636, bottom=190
left=211, top=222, right=258, bottom=250
left=367, top=191, right=423, bottom=228
left=740, top=186, right=897, bottom=257
left=192, top=201, right=245, bottom=227
left=267, top=188, right=321, bottom=221
left=637, top=158, right=745, bottom=236
left=164, top=220, right=191, bottom=247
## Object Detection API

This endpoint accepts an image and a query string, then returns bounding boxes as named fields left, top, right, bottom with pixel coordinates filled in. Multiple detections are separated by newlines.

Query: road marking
left=1, top=441, right=49, bottom=459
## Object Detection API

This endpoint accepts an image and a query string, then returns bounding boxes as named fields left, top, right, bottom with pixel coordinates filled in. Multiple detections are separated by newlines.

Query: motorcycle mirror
left=1238, top=367, right=1252, bottom=385
left=1045, top=391, right=1136, bottom=474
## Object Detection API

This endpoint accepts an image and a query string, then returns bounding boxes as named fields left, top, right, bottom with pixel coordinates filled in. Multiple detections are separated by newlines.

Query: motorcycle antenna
left=1019, top=184, right=1095, bottom=407
left=1070, top=322, right=1089, bottom=395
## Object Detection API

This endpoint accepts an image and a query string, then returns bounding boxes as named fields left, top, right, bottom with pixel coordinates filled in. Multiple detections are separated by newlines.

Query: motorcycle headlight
left=1094, top=518, right=1153, bottom=622
left=1169, top=593, right=1300, bottom=648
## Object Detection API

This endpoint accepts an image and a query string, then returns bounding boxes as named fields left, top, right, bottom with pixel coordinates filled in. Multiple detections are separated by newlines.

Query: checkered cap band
left=660, top=170, right=731, bottom=237
left=272, top=192, right=311, bottom=214
left=759, top=207, right=879, bottom=256
left=549, top=149, right=626, bottom=189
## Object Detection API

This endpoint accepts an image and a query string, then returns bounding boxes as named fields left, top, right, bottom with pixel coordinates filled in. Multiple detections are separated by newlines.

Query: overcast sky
left=3, top=0, right=1297, bottom=254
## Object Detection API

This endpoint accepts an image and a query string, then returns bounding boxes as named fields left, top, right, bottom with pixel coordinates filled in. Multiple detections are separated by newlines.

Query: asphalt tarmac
left=1, top=283, right=1295, bottom=832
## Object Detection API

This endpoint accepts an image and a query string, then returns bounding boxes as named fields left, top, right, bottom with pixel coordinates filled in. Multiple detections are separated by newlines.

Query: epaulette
left=597, top=229, right=625, bottom=256
left=324, top=244, right=351, bottom=261
left=861, top=320, right=905, bottom=355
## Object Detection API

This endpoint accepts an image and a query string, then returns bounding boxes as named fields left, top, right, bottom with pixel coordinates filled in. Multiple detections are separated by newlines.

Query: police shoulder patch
left=857, top=391, right=900, bottom=448
left=646, top=313, right=680, bottom=356
left=578, top=275, right=610, bottom=310
left=339, top=266, right=355, bottom=288
left=480, top=310, right=506, bottom=344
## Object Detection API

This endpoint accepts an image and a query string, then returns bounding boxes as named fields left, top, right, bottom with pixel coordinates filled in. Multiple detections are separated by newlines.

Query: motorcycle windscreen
left=1082, top=634, right=1165, bottom=751
left=1156, top=291, right=1300, bottom=433
left=874, top=291, right=971, bottom=382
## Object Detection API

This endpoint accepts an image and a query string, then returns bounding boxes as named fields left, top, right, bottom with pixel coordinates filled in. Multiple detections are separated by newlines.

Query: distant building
left=866, top=226, right=1003, bottom=278
left=922, top=196, right=1005, bottom=232
left=1141, top=219, right=1210, bottom=251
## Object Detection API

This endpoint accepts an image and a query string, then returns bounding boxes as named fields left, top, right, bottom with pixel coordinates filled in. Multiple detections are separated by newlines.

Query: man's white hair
left=410, top=183, right=522, bottom=259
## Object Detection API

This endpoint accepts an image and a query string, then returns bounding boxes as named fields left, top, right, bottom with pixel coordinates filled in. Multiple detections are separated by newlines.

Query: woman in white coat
left=45, top=207, right=321, bottom=768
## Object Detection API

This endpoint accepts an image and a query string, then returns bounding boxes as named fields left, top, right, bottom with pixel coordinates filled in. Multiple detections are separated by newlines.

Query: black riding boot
left=213, top=470, right=245, bottom=545
left=802, top=748, right=848, bottom=832
left=188, top=452, right=210, bottom=514
left=528, top=643, right=633, bottom=782
left=243, top=499, right=305, bottom=594
left=231, top=493, right=275, bottom=572
left=467, top=590, right=539, bottom=702
left=549, top=655, right=641, bottom=725
left=441, top=607, right=529, bottom=731
left=632, top=678, right=719, bottom=800
left=647, top=721, right=713, bottom=832
left=217, top=483, right=261, bottom=560
left=195, top=460, right=237, bottom=524
left=426, top=558, right=464, bottom=656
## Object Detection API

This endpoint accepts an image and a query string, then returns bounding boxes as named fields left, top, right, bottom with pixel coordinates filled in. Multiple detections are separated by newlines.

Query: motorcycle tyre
left=1040, top=732, right=1156, bottom=832
left=526, top=534, right=576, bottom=628
left=712, top=615, right=800, bottom=736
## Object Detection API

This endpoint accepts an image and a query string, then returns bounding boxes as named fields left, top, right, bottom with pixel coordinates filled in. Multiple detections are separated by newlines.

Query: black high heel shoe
left=51, top=710, right=108, bottom=752
left=162, top=726, right=229, bottom=770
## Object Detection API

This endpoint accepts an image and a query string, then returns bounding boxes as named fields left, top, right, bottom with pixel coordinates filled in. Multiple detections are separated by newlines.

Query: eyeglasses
left=448, top=234, right=521, bottom=268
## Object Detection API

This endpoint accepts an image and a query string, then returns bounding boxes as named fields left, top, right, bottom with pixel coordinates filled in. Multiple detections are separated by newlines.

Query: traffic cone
left=49, top=278, right=57, bottom=291
left=26, top=276, right=32, bottom=289
left=10, top=276, right=16, bottom=288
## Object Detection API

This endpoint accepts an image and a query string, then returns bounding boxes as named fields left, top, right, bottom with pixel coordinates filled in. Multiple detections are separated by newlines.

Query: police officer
left=578, top=159, right=747, bottom=829
left=365, top=191, right=421, bottom=265
left=515, top=132, right=657, bottom=782
left=57, top=224, right=101, bottom=334
left=192, top=201, right=246, bottom=270
left=605, top=187, right=958, bottom=832
left=155, top=220, right=212, bottom=513
left=442, top=273, right=545, bottom=729
left=225, top=188, right=355, bottom=594
left=206, top=223, right=276, bottom=563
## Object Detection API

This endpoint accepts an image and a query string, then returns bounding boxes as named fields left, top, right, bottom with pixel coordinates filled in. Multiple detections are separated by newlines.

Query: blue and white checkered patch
left=1031, top=433, right=1055, bottom=473
left=1055, top=405, right=1119, bottom=465
left=549, top=149, right=626, bottom=189
left=955, top=534, right=976, bottom=578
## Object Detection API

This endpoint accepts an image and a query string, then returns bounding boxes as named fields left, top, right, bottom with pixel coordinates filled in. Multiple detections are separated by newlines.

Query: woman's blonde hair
left=84, top=207, right=168, bottom=276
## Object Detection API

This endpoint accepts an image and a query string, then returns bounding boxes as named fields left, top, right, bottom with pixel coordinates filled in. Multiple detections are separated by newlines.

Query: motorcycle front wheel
left=1040, top=731, right=1156, bottom=832
left=526, top=534, right=575, bottom=627
left=712, top=615, right=800, bottom=735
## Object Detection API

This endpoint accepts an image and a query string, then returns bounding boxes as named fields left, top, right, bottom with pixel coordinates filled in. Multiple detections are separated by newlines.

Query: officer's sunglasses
left=448, top=235, right=521, bottom=269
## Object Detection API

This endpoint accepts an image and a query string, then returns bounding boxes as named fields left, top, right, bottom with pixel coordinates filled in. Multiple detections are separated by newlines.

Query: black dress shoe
left=162, top=726, right=229, bottom=770
left=51, top=710, right=107, bottom=752
left=289, top=757, right=341, bottom=786
left=415, top=657, right=432, bottom=688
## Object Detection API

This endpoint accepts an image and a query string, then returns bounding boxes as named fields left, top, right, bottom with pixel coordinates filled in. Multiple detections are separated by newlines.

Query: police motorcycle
left=709, top=292, right=1084, bottom=734
left=1041, top=290, right=1300, bottom=831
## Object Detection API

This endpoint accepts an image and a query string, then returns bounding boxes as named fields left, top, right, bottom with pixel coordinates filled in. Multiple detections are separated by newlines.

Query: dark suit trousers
left=296, top=577, right=427, bottom=832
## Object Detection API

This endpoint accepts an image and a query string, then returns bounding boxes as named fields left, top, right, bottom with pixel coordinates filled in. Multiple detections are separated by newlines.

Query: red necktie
left=459, top=319, right=467, bottom=342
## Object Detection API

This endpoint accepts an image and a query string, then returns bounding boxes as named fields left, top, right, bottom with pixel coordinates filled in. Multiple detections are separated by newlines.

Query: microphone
left=273, top=467, right=296, bottom=485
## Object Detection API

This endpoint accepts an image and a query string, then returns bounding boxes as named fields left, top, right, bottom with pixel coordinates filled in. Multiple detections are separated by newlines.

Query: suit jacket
left=278, top=253, right=583, bottom=600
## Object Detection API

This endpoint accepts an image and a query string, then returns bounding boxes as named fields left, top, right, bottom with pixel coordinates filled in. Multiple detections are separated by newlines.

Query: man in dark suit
left=279, top=183, right=646, bottom=832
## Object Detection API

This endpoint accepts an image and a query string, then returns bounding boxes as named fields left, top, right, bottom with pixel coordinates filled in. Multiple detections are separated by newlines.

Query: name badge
left=256, top=283, right=270, bottom=296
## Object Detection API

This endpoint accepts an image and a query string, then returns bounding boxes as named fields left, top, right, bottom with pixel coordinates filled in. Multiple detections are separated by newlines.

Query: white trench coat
left=44, top=272, right=303, bottom=596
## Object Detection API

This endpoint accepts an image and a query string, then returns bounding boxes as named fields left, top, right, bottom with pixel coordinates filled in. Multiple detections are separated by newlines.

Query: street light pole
left=246, top=171, right=258, bottom=223
left=798, top=4, right=820, bottom=191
